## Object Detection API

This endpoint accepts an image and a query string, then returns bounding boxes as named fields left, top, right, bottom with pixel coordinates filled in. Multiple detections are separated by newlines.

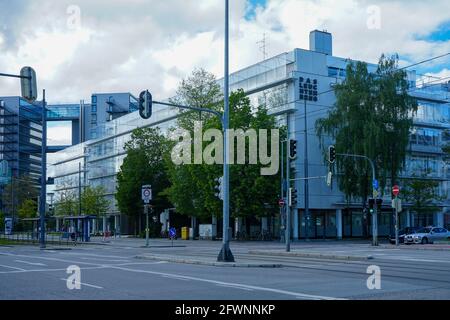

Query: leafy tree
left=402, top=175, right=444, bottom=216
left=0, top=211, right=4, bottom=230
left=316, top=54, right=417, bottom=205
left=116, top=127, right=170, bottom=235
left=18, top=199, right=37, bottom=219
left=1, top=175, right=39, bottom=217
left=81, top=186, right=109, bottom=217
left=54, top=187, right=77, bottom=217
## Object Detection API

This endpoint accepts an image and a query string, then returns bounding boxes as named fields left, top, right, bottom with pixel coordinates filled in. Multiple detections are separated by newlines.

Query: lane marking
left=216, top=284, right=254, bottom=292
left=79, top=257, right=131, bottom=262
left=60, top=278, right=103, bottom=289
left=0, top=264, right=26, bottom=271
left=109, top=265, right=344, bottom=300
left=14, top=260, right=46, bottom=266
left=161, top=275, right=190, bottom=281
left=0, top=266, right=107, bottom=274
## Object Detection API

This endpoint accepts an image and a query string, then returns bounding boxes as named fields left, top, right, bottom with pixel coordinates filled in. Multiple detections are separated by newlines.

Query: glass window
left=91, top=104, right=97, bottom=113
left=92, top=95, right=97, bottom=104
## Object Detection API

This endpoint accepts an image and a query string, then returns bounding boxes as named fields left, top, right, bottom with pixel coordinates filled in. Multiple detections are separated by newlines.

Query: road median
left=135, top=254, right=282, bottom=268
left=248, top=250, right=374, bottom=261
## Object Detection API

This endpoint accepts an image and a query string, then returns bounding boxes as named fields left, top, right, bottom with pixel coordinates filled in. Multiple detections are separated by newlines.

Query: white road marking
left=216, top=284, right=254, bottom=291
left=161, top=275, right=190, bottom=281
left=110, top=265, right=344, bottom=300
left=0, top=264, right=26, bottom=271
left=60, top=278, right=103, bottom=289
left=14, top=260, right=46, bottom=266
left=79, top=257, right=130, bottom=262
left=0, top=266, right=107, bottom=274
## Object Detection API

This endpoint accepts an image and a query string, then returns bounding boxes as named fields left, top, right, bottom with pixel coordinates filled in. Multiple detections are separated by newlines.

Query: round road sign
left=392, top=185, right=400, bottom=197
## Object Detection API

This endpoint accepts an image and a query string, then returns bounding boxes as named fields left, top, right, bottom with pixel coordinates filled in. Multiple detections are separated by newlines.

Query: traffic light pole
left=39, top=89, right=47, bottom=249
left=285, top=117, right=291, bottom=252
left=337, top=153, right=378, bottom=246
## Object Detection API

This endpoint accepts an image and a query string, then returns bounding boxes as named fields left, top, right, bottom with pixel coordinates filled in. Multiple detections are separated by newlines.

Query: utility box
left=181, top=227, right=189, bottom=240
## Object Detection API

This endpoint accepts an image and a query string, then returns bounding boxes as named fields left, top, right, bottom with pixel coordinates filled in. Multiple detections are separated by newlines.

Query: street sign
left=142, top=185, right=152, bottom=204
left=392, top=185, right=400, bottom=197
left=372, top=179, right=379, bottom=190
left=169, top=227, right=177, bottom=239
left=391, top=198, right=402, bottom=213
left=278, top=198, right=286, bottom=208
left=4, top=218, right=12, bottom=235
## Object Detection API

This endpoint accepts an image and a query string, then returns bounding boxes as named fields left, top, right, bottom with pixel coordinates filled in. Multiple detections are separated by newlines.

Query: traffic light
left=139, top=90, right=152, bottom=119
left=214, top=176, right=223, bottom=200
left=20, top=66, right=37, bottom=102
left=288, top=187, right=298, bottom=207
left=368, top=198, right=375, bottom=214
left=289, top=139, right=297, bottom=160
left=328, top=145, right=336, bottom=164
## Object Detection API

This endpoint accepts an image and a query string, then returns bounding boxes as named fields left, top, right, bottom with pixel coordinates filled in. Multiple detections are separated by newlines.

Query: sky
left=0, top=0, right=449, bottom=105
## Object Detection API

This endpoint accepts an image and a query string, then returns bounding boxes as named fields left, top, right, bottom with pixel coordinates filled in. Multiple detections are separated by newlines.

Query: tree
left=54, top=187, right=77, bottom=217
left=1, top=175, right=39, bottom=218
left=116, top=127, right=170, bottom=235
left=81, top=186, right=109, bottom=217
left=316, top=55, right=417, bottom=203
left=402, top=176, right=444, bottom=216
left=18, top=199, right=37, bottom=219
left=165, top=88, right=281, bottom=225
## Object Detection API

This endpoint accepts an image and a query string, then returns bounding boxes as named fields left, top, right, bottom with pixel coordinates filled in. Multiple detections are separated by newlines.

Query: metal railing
left=0, top=232, right=78, bottom=246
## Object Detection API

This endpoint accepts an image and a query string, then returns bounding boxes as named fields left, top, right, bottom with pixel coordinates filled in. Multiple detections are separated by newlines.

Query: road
left=0, top=239, right=449, bottom=300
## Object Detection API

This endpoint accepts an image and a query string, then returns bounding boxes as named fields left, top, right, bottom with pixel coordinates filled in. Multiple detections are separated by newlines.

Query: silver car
left=404, top=227, right=450, bottom=244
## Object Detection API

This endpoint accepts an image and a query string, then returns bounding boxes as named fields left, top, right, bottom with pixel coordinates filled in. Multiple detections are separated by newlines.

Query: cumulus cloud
left=0, top=0, right=448, bottom=103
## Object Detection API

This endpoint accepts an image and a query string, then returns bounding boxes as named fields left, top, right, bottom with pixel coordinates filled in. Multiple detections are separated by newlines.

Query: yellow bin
left=181, top=227, right=189, bottom=240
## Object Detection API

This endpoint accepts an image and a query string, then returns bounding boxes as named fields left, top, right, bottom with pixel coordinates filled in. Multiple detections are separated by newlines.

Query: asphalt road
left=0, top=240, right=449, bottom=300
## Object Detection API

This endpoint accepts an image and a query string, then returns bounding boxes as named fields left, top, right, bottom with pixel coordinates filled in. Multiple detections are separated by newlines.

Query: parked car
left=404, top=227, right=450, bottom=244
left=389, top=227, right=421, bottom=244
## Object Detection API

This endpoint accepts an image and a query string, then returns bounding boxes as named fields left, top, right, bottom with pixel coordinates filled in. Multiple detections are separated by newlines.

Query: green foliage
left=402, top=176, right=444, bottom=215
left=1, top=175, right=39, bottom=216
left=316, top=54, right=417, bottom=203
left=0, top=211, right=4, bottom=230
left=116, top=127, right=170, bottom=232
left=54, top=188, right=77, bottom=217
left=18, top=199, right=37, bottom=219
left=81, top=186, right=109, bottom=217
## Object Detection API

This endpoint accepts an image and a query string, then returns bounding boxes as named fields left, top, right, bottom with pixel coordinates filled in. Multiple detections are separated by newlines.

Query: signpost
left=169, top=227, right=177, bottom=247
left=392, top=185, right=401, bottom=246
left=142, top=185, right=152, bottom=247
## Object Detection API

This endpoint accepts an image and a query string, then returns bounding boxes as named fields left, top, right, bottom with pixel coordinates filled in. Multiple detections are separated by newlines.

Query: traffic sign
left=392, top=185, right=400, bottom=197
left=278, top=198, right=286, bottom=208
left=142, top=185, right=152, bottom=204
left=169, top=227, right=177, bottom=239
left=372, top=179, right=379, bottom=190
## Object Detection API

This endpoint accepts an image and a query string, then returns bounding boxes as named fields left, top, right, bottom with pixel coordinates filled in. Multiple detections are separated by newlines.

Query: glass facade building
left=51, top=30, right=450, bottom=237
left=0, top=97, right=43, bottom=214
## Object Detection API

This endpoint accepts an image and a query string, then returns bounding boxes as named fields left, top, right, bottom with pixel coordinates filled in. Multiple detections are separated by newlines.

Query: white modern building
left=51, top=30, right=450, bottom=238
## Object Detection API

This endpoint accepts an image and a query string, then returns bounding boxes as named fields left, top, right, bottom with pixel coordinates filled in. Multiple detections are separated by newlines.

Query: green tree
left=81, top=186, right=109, bottom=217
left=402, top=176, right=444, bottom=216
left=316, top=54, right=417, bottom=206
left=1, top=175, right=39, bottom=217
left=116, top=127, right=170, bottom=235
left=54, top=187, right=77, bottom=217
left=18, top=199, right=37, bottom=219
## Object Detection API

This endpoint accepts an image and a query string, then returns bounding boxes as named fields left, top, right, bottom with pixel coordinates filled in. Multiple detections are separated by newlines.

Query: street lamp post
left=39, top=89, right=47, bottom=249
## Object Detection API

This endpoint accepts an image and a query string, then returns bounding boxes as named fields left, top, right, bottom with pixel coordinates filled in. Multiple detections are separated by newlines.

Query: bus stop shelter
left=21, top=217, right=52, bottom=239
left=62, top=215, right=97, bottom=242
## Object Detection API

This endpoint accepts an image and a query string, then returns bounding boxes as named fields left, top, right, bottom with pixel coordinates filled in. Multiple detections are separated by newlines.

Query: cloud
left=47, top=122, right=72, bottom=146
left=0, top=0, right=448, bottom=104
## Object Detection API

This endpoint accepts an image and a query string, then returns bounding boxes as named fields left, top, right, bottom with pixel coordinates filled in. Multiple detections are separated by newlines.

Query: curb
left=248, top=250, right=373, bottom=261
left=379, top=244, right=450, bottom=251
left=135, top=255, right=283, bottom=268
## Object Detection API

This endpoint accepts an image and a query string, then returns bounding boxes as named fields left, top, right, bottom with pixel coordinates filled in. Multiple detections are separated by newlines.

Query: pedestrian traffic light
left=139, top=90, right=152, bottom=119
left=288, top=187, right=298, bottom=207
left=214, top=176, right=223, bottom=200
left=328, top=145, right=336, bottom=164
left=289, top=139, right=297, bottom=160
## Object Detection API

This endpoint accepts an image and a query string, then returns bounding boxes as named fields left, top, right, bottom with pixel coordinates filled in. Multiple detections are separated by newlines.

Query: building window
left=91, top=104, right=97, bottom=113
left=92, top=95, right=97, bottom=104
left=91, top=114, right=97, bottom=125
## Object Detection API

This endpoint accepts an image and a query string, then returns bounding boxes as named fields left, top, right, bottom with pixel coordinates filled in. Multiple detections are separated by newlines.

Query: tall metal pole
left=145, top=204, right=149, bottom=247
left=78, top=162, right=82, bottom=216
left=218, top=0, right=234, bottom=262
left=280, top=139, right=285, bottom=243
left=285, top=116, right=291, bottom=252
left=39, top=90, right=47, bottom=249
left=304, top=98, right=310, bottom=241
